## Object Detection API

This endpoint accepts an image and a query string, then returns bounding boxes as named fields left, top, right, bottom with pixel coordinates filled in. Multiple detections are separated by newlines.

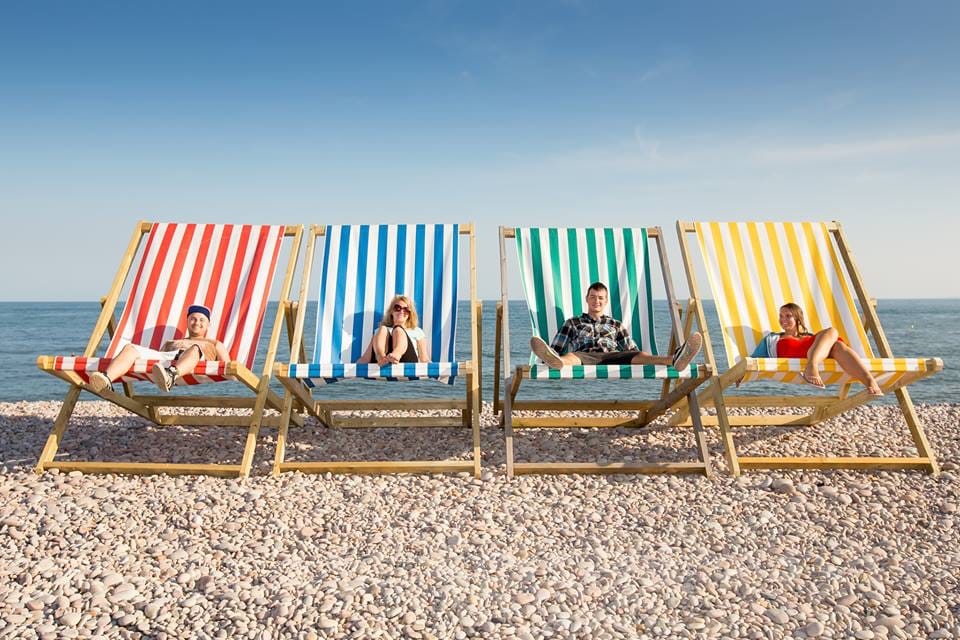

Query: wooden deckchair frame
left=35, top=221, right=305, bottom=477
left=271, top=223, right=482, bottom=477
left=495, top=226, right=718, bottom=478
left=673, top=220, right=942, bottom=475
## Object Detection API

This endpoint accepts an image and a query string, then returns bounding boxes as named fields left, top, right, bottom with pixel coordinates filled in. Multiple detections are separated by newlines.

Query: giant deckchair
left=36, top=221, right=304, bottom=477
left=674, top=220, right=943, bottom=475
left=494, top=226, right=715, bottom=478
left=272, top=223, right=481, bottom=477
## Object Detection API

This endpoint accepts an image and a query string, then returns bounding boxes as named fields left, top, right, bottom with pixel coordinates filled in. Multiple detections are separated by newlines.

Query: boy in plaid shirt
left=530, top=282, right=703, bottom=369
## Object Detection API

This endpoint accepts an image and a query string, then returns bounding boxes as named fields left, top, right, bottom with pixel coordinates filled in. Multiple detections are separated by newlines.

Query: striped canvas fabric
left=514, top=227, right=696, bottom=380
left=296, top=224, right=459, bottom=383
left=53, top=223, right=286, bottom=385
left=693, top=221, right=925, bottom=387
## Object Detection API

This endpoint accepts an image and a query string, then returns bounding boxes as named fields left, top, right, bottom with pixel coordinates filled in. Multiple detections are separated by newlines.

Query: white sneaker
left=530, top=336, right=564, bottom=368
left=672, top=332, right=703, bottom=371
left=88, top=371, right=111, bottom=394
left=150, top=364, right=175, bottom=392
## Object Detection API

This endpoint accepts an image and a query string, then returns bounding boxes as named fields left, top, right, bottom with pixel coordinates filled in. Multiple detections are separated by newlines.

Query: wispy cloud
left=755, top=130, right=960, bottom=164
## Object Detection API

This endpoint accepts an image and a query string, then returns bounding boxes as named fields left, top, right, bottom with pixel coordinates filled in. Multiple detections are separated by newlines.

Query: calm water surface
left=2, top=300, right=956, bottom=404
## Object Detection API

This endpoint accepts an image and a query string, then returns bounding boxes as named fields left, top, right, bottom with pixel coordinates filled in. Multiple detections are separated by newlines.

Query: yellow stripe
left=728, top=223, right=765, bottom=349
left=702, top=222, right=746, bottom=359
left=782, top=223, right=824, bottom=332
left=763, top=222, right=796, bottom=317
left=802, top=223, right=846, bottom=338
left=821, top=223, right=873, bottom=356
left=746, top=223, right=779, bottom=334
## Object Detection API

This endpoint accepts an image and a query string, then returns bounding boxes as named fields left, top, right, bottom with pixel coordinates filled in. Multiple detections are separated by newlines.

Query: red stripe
left=131, top=224, right=178, bottom=348
left=150, top=224, right=197, bottom=347
left=241, top=226, right=285, bottom=368
left=178, top=224, right=216, bottom=338
left=218, top=225, right=252, bottom=360
left=231, top=226, right=271, bottom=367
left=107, top=223, right=160, bottom=357
left=202, top=225, right=234, bottom=332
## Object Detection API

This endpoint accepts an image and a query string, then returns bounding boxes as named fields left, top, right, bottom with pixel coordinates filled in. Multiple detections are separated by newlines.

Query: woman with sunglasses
left=357, top=295, right=430, bottom=365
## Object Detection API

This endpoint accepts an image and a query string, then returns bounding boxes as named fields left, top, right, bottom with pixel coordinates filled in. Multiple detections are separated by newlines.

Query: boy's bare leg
left=629, top=351, right=673, bottom=366
left=104, top=344, right=140, bottom=381
left=172, top=345, right=202, bottom=377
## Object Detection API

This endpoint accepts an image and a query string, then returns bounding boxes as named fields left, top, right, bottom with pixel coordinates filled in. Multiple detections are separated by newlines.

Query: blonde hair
left=780, top=302, right=810, bottom=335
left=381, top=295, right=419, bottom=329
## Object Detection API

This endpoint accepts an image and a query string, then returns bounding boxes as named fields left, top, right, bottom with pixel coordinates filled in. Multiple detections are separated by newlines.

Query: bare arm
left=214, top=341, right=230, bottom=362
left=418, top=338, right=430, bottom=363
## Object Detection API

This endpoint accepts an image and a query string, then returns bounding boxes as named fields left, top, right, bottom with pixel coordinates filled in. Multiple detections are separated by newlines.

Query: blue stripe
left=448, top=224, right=459, bottom=361
left=413, top=225, right=425, bottom=323
left=349, top=226, right=370, bottom=361
left=330, top=226, right=352, bottom=363
left=372, top=225, right=388, bottom=330
left=430, top=225, right=445, bottom=361
left=313, top=226, right=335, bottom=362
left=394, top=225, right=406, bottom=295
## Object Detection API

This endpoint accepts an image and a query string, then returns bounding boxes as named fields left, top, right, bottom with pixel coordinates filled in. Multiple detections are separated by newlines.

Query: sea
left=2, top=300, right=956, bottom=405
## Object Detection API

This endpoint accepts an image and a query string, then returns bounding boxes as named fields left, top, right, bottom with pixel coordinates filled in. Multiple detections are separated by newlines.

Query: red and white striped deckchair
left=36, top=221, right=304, bottom=477
left=675, top=220, right=943, bottom=475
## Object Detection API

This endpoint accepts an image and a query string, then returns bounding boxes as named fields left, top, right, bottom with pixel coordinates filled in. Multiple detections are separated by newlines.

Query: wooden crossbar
left=511, top=462, right=708, bottom=475
left=42, top=461, right=244, bottom=476
left=276, top=460, right=475, bottom=475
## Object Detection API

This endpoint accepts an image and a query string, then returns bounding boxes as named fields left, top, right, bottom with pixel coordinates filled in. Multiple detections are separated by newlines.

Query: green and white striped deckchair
left=495, top=226, right=715, bottom=478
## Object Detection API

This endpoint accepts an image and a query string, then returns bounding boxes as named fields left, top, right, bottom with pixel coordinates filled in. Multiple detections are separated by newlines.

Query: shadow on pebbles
left=0, top=400, right=958, bottom=639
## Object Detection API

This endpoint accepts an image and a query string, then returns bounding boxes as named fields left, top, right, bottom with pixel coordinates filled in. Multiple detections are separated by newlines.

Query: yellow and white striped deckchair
left=495, top=226, right=715, bottom=478
left=676, top=220, right=943, bottom=475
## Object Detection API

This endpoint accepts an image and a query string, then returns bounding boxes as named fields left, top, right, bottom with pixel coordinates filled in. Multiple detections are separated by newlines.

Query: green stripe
left=547, top=228, right=565, bottom=330
left=514, top=229, right=538, bottom=345
left=585, top=228, right=600, bottom=285
left=526, top=228, right=550, bottom=341
left=622, top=228, right=644, bottom=349
left=595, top=365, right=608, bottom=379
left=566, top=228, right=582, bottom=312
left=642, top=229, right=656, bottom=353
left=572, top=366, right=584, bottom=379
left=603, top=228, right=623, bottom=324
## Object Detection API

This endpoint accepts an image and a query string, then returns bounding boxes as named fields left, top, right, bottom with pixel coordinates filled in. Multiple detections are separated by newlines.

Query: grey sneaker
left=530, top=336, right=564, bottom=368
left=150, top=364, right=175, bottom=392
left=672, top=332, right=703, bottom=371
left=88, top=371, right=112, bottom=394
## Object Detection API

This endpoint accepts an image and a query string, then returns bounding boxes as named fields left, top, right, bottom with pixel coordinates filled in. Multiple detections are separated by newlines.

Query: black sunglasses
left=393, top=304, right=410, bottom=313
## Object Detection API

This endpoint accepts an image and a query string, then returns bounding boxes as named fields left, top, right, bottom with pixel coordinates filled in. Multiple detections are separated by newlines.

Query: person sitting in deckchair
left=357, top=295, right=430, bottom=365
left=751, top=302, right=883, bottom=396
left=529, top=281, right=703, bottom=370
left=88, top=304, right=229, bottom=393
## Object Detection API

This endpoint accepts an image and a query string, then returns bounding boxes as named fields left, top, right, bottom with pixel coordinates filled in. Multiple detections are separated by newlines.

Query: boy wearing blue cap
left=88, top=304, right=230, bottom=393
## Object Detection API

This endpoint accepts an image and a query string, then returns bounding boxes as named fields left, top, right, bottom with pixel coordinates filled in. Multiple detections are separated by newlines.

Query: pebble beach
left=1, top=400, right=958, bottom=639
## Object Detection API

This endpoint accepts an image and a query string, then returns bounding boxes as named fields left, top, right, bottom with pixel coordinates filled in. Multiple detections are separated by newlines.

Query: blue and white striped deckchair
left=297, top=223, right=460, bottom=384
left=273, top=223, right=481, bottom=477
left=496, top=226, right=714, bottom=477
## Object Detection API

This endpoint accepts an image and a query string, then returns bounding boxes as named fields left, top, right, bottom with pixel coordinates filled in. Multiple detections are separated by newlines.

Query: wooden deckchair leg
left=272, top=391, right=296, bottom=476
left=36, top=386, right=82, bottom=473
left=470, top=371, right=482, bottom=478
left=685, top=392, right=713, bottom=479
left=710, top=380, right=740, bottom=476
left=239, top=380, right=271, bottom=478
left=504, top=374, right=516, bottom=478
left=895, top=387, right=939, bottom=475
left=494, top=302, right=503, bottom=416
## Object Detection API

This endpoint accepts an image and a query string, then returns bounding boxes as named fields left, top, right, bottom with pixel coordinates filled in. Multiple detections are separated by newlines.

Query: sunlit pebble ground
left=0, top=400, right=958, bottom=639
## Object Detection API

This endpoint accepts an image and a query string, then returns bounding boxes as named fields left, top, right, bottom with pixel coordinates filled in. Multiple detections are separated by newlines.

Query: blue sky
left=2, top=1, right=958, bottom=300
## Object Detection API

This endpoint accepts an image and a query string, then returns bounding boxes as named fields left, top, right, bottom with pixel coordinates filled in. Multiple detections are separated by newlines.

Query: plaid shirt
left=549, top=314, right=638, bottom=354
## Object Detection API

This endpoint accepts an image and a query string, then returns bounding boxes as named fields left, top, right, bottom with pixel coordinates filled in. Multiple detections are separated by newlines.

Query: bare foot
left=801, top=367, right=825, bottom=388
left=867, top=381, right=884, bottom=397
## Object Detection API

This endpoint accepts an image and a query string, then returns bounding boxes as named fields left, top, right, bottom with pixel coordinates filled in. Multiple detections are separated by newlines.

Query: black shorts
left=572, top=350, right=640, bottom=366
